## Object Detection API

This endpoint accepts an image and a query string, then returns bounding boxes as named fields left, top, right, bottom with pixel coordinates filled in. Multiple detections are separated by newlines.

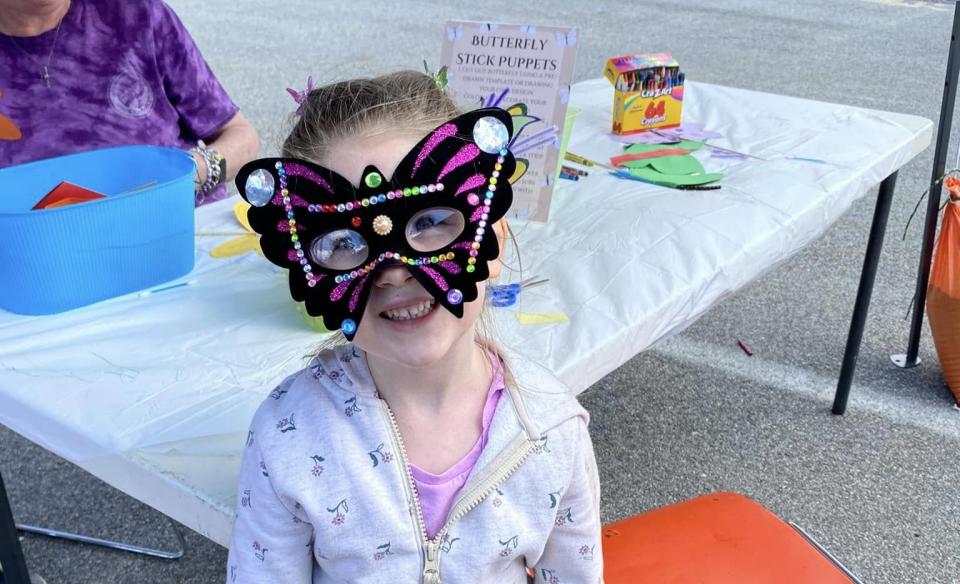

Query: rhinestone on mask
left=447, top=289, right=464, bottom=305
left=472, top=116, right=510, bottom=154
left=364, top=171, right=383, bottom=189
left=372, top=215, right=393, bottom=236
left=341, top=319, right=357, bottom=335
left=244, top=169, right=275, bottom=207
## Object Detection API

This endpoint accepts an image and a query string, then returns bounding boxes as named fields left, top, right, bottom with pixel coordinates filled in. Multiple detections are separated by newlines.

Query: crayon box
left=603, top=52, right=684, bottom=134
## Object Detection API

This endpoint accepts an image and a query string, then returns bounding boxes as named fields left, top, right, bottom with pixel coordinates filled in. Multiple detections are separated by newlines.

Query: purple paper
left=710, top=150, right=748, bottom=160
left=611, top=122, right=724, bottom=144
left=610, top=132, right=678, bottom=145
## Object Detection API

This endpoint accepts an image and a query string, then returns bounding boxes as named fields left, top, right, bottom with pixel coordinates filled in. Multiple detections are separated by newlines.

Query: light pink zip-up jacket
left=227, top=344, right=603, bottom=584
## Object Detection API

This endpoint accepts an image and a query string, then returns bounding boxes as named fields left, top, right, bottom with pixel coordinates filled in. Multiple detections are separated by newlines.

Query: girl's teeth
left=384, top=300, right=435, bottom=321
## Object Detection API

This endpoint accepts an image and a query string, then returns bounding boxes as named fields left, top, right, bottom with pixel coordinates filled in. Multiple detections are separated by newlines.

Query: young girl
left=227, top=70, right=603, bottom=584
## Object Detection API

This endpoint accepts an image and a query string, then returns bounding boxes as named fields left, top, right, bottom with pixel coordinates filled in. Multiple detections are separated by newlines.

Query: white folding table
left=0, top=79, right=931, bottom=559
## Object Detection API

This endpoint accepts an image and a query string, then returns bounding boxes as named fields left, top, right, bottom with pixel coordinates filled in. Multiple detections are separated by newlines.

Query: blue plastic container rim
left=0, top=145, right=195, bottom=216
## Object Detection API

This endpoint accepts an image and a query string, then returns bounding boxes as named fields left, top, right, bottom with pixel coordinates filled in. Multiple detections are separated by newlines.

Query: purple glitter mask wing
left=330, top=278, right=353, bottom=302
left=469, top=206, right=485, bottom=223
left=418, top=265, right=449, bottom=291
left=439, top=261, right=461, bottom=275
left=437, top=144, right=480, bottom=181
left=285, top=162, right=334, bottom=193
left=348, top=274, right=370, bottom=312
left=455, top=174, right=487, bottom=196
left=411, top=123, right=457, bottom=177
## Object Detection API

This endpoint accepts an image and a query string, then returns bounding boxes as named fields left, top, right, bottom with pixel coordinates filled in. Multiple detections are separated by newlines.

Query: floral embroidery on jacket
left=310, top=454, right=325, bottom=476
left=548, top=488, right=563, bottom=509
left=540, top=568, right=560, bottom=583
left=491, top=487, right=505, bottom=508
left=367, top=443, right=394, bottom=467
left=440, top=533, right=459, bottom=553
left=498, top=535, right=518, bottom=557
left=372, top=542, right=393, bottom=561
left=276, top=413, right=296, bottom=433
left=533, top=434, right=551, bottom=454
left=326, top=498, right=349, bottom=525
left=344, top=394, right=362, bottom=417
left=252, top=540, right=268, bottom=562
left=340, top=346, right=362, bottom=363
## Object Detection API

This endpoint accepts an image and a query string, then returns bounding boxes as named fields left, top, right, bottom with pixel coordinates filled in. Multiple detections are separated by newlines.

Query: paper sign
left=440, top=21, right=578, bottom=222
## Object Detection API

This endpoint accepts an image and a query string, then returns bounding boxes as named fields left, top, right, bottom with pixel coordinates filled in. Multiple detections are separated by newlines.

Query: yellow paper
left=209, top=202, right=263, bottom=258
left=211, top=236, right=262, bottom=258
left=515, top=311, right=568, bottom=325
left=509, top=159, right=529, bottom=184
left=234, top=202, right=254, bottom=231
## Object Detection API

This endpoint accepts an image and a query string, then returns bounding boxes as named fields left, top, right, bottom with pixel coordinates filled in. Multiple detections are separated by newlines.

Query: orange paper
left=32, top=181, right=106, bottom=210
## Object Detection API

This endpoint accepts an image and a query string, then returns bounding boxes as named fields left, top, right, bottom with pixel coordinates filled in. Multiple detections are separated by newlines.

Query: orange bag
left=927, top=177, right=960, bottom=404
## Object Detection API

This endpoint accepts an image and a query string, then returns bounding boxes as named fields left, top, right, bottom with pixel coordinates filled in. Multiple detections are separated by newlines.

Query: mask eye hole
left=405, top=207, right=465, bottom=252
left=309, top=229, right=369, bottom=270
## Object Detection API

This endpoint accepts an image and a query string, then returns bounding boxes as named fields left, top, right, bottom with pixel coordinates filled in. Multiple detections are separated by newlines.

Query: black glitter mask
left=236, top=108, right=516, bottom=340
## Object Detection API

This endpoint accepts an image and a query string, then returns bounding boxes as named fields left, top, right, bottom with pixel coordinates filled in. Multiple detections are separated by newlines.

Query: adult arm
left=194, top=111, right=259, bottom=186
left=153, top=1, right=259, bottom=188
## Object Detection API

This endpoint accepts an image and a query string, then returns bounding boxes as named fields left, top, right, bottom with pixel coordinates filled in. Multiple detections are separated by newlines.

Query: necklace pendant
left=41, top=66, right=51, bottom=88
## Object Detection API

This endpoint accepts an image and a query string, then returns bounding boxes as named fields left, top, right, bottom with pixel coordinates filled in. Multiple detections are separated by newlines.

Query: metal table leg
left=896, top=0, right=960, bottom=370
left=0, top=470, right=31, bottom=584
left=832, top=172, right=899, bottom=415
left=16, top=517, right=186, bottom=560
left=1, top=467, right=185, bottom=569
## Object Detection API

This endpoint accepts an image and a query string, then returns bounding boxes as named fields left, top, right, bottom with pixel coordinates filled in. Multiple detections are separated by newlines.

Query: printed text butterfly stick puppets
left=236, top=109, right=516, bottom=339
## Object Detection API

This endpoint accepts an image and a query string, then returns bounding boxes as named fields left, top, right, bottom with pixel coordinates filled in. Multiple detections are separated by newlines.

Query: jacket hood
left=306, top=343, right=588, bottom=439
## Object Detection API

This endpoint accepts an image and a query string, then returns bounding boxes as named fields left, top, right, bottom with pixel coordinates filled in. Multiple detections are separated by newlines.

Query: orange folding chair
left=603, top=492, right=862, bottom=583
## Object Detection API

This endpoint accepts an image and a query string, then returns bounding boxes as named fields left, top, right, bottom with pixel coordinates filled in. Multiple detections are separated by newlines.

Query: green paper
left=512, top=115, right=540, bottom=135
left=624, top=140, right=704, bottom=154
left=650, top=155, right=705, bottom=175
left=628, top=167, right=724, bottom=187
left=621, top=158, right=655, bottom=169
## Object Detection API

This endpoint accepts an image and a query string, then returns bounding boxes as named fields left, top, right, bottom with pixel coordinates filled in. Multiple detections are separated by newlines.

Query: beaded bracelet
left=190, top=140, right=225, bottom=202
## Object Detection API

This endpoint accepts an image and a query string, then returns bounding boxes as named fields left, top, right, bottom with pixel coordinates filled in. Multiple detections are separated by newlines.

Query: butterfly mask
left=235, top=108, right=516, bottom=340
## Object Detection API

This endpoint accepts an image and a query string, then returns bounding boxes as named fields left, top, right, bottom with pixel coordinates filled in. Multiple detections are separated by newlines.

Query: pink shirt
left=409, top=357, right=504, bottom=540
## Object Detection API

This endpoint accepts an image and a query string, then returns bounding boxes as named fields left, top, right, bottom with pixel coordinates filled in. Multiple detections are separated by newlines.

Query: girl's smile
left=379, top=297, right=437, bottom=322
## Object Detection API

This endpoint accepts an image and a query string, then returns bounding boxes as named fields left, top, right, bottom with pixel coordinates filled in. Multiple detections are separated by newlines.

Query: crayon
left=561, top=166, right=589, bottom=177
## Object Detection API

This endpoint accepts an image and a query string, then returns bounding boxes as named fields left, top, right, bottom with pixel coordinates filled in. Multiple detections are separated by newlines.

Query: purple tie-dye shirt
left=0, top=0, right=239, bottom=204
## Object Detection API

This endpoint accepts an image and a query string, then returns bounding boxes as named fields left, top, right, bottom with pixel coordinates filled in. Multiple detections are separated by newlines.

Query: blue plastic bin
left=0, top=146, right=195, bottom=315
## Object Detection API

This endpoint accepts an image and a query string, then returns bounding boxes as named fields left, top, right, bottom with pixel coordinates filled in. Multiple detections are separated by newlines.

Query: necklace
left=3, top=10, right=66, bottom=89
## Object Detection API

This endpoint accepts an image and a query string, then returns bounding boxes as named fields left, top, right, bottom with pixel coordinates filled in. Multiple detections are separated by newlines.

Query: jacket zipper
left=380, top=399, right=537, bottom=584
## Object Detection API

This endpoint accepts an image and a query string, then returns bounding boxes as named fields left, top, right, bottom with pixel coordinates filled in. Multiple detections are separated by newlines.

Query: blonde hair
left=283, top=70, right=460, bottom=162
left=291, top=70, right=521, bottom=385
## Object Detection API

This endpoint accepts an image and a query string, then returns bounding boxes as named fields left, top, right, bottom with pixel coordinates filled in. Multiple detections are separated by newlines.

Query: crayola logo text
left=641, top=88, right=672, bottom=99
